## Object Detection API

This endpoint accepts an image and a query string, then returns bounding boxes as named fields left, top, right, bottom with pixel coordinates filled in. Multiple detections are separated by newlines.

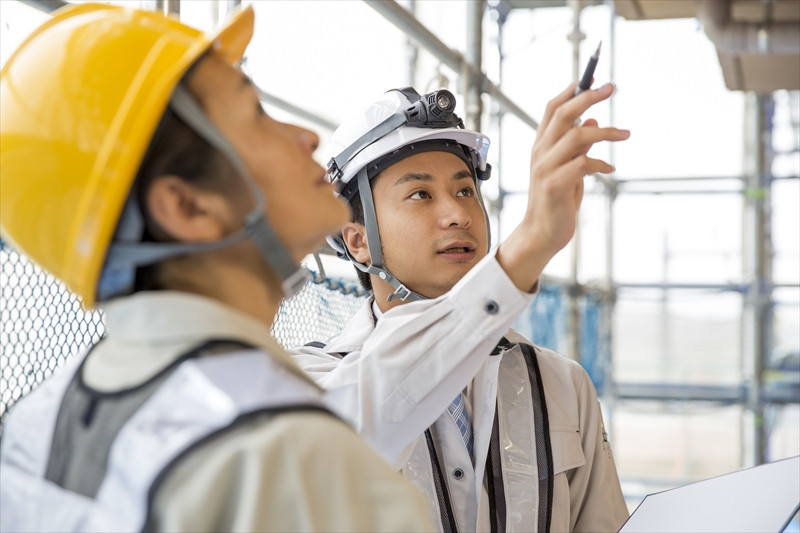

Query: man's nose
left=438, top=196, right=471, bottom=229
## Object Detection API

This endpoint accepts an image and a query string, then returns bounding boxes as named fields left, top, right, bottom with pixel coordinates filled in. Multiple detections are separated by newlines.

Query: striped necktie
left=448, top=392, right=474, bottom=457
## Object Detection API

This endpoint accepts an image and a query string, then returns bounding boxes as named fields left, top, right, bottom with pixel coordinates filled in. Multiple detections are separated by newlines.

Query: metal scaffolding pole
left=404, top=0, right=418, bottom=88
left=254, top=87, right=338, bottom=132
left=17, top=0, right=67, bottom=13
left=742, top=93, right=775, bottom=466
left=602, top=0, right=618, bottom=422
left=464, top=0, right=484, bottom=132
left=489, top=2, right=510, bottom=238
left=155, top=0, right=180, bottom=16
left=566, top=0, right=585, bottom=364
left=365, top=0, right=540, bottom=131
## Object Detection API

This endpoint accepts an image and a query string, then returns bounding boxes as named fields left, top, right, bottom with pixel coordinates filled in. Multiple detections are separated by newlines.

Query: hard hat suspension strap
left=165, top=85, right=309, bottom=297
left=354, top=167, right=424, bottom=303
left=104, top=85, right=308, bottom=299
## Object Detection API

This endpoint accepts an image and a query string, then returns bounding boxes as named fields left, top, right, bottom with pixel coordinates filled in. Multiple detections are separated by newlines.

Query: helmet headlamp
left=327, top=88, right=463, bottom=184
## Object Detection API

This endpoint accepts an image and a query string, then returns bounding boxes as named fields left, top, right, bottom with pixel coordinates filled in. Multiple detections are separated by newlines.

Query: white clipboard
left=619, top=455, right=800, bottom=533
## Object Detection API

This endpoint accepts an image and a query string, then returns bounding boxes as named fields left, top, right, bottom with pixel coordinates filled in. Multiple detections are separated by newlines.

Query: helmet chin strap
left=170, top=85, right=309, bottom=298
left=103, top=84, right=308, bottom=299
left=354, top=168, right=425, bottom=303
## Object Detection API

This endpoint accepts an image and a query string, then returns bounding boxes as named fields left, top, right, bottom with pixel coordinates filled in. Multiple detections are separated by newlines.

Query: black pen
left=573, top=41, right=602, bottom=126
left=575, top=41, right=602, bottom=97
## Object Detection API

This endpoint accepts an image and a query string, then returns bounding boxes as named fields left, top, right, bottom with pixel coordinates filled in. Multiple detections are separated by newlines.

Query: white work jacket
left=0, top=342, right=328, bottom=532
left=293, top=253, right=629, bottom=533
left=0, top=292, right=434, bottom=533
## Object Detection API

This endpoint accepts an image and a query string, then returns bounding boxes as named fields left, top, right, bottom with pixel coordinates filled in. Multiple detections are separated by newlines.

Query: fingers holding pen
left=534, top=124, right=629, bottom=176
left=556, top=83, right=615, bottom=132
left=575, top=118, right=599, bottom=156
left=533, top=151, right=615, bottom=191
left=575, top=123, right=631, bottom=156
left=568, top=153, right=616, bottom=176
left=539, top=82, right=609, bottom=130
left=534, top=83, right=618, bottom=159
left=537, top=81, right=580, bottom=134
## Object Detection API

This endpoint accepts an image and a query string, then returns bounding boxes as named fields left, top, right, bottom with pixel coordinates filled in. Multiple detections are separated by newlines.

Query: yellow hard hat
left=0, top=3, right=254, bottom=308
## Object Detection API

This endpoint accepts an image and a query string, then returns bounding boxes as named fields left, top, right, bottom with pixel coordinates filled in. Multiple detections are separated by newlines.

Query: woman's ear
left=341, top=222, right=370, bottom=264
left=144, top=175, right=230, bottom=242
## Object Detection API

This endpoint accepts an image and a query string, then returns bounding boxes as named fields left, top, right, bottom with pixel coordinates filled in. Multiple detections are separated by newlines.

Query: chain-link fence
left=2, top=243, right=605, bottom=432
left=272, top=270, right=369, bottom=349
left=1, top=244, right=106, bottom=428
left=0, top=244, right=370, bottom=427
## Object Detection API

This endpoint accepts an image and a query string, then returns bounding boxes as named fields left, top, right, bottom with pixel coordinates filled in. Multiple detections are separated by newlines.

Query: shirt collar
left=88, top=291, right=316, bottom=390
left=103, top=290, right=275, bottom=348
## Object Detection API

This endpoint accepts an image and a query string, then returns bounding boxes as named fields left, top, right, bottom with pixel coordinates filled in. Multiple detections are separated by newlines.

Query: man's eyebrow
left=393, top=172, right=433, bottom=186
left=394, top=169, right=474, bottom=186
left=452, top=169, right=473, bottom=181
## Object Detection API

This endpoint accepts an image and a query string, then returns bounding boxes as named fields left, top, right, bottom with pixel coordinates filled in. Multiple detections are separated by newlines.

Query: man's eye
left=409, top=191, right=430, bottom=200
left=457, top=187, right=475, bottom=197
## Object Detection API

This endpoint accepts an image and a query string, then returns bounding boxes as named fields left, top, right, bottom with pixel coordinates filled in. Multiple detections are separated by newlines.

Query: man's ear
left=341, top=222, right=371, bottom=264
left=145, top=175, right=230, bottom=242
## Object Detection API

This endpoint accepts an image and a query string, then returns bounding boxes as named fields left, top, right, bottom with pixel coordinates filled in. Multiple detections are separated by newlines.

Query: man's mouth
left=437, top=241, right=477, bottom=256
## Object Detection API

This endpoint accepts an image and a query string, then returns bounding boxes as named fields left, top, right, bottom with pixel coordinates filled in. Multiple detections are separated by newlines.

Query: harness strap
left=308, top=336, right=553, bottom=533
left=45, top=339, right=254, bottom=498
left=485, top=407, right=506, bottom=532
left=425, top=429, right=459, bottom=533
left=520, top=342, right=554, bottom=533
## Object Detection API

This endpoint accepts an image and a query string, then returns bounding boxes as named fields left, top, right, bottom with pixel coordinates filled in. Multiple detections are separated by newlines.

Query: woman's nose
left=297, top=127, right=320, bottom=156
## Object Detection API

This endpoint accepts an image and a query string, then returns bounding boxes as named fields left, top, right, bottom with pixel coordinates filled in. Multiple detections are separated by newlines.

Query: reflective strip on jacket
left=0, top=342, right=326, bottom=532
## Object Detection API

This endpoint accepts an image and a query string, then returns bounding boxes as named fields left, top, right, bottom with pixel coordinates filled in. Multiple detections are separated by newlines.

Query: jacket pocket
left=550, top=425, right=586, bottom=474
left=549, top=426, right=585, bottom=532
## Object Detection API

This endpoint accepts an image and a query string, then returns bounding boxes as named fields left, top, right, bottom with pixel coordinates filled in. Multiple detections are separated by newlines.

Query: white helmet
left=325, top=87, right=492, bottom=302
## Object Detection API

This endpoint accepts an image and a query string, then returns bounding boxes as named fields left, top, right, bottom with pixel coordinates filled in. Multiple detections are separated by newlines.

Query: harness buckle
left=326, top=158, right=342, bottom=183
left=387, top=284, right=413, bottom=302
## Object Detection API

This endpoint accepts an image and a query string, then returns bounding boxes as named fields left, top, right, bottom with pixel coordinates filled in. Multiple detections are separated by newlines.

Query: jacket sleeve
left=148, top=411, right=435, bottom=533
left=569, top=371, right=629, bottom=533
left=291, top=251, right=534, bottom=468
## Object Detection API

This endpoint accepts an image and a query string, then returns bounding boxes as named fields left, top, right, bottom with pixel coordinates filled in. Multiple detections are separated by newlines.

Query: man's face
left=370, top=150, right=489, bottom=300
left=186, top=56, right=350, bottom=261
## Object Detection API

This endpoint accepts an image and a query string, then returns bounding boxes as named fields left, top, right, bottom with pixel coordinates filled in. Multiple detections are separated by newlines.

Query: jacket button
left=484, top=300, right=499, bottom=314
left=453, top=468, right=465, bottom=480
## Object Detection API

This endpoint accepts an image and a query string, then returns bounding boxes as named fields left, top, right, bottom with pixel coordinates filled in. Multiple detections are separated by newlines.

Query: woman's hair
left=132, top=93, right=240, bottom=293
